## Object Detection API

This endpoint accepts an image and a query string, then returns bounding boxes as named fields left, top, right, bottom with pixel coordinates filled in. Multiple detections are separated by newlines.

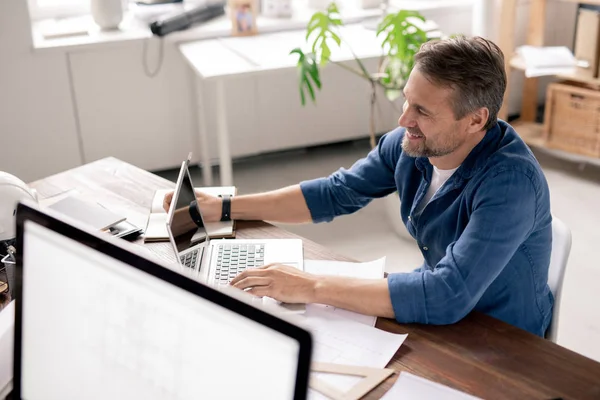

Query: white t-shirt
left=415, top=165, right=459, bottom=216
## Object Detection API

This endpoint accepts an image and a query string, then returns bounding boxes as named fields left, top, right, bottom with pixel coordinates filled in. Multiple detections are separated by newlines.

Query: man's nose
left=398, top=109, right=415, bottom=128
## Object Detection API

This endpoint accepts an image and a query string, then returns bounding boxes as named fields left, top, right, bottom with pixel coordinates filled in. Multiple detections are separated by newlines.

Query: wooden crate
left=543, top=82, right=600, bottom=158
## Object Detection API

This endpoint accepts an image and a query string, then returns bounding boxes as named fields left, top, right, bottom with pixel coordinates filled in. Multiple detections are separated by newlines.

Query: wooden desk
left=29, top=157, right=600, bottom=400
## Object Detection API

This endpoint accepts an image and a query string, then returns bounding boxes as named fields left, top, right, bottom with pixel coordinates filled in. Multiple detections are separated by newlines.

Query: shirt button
left=423, top=246, right=429, bottom=251
left=408, top=216, right=412, bottom=221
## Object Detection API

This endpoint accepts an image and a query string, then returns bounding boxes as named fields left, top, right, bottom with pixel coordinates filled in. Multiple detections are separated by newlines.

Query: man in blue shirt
left=166, top=36, right=553, bottom=336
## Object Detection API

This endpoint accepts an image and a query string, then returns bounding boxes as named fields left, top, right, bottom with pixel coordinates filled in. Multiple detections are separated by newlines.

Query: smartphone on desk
left=108, top=221, right=143, bottom=241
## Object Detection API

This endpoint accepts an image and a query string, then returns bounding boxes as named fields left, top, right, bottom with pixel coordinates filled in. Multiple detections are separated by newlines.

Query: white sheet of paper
left=517, top=45, right=576, bottom=68
left=516, top=45, right=577, bottom=77
left=304, top=257, right=386, bottom=327
left=299, top=310, right=407, bottom=399
left=381, top=372, right=482, bottom=400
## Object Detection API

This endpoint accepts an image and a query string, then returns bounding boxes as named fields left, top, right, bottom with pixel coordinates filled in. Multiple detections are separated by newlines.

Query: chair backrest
left=545, top=216, right=572, bottom=343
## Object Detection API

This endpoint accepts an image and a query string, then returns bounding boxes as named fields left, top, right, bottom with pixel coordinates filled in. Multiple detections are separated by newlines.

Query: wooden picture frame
left=229, top=0, right=258, bottom=36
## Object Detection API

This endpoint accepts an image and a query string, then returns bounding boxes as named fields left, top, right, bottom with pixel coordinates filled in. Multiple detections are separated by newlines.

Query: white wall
left=0, top=0, right=197, bottom=183
left=0, top=0, right=82, bottom=183
left=69, top=40, right=196, bottom=172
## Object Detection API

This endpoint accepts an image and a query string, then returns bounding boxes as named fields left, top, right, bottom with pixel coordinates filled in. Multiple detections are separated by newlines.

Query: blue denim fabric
left=300, top=121, right=553, bottom=337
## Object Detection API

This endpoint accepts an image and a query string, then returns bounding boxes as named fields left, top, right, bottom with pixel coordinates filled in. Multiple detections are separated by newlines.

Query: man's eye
left=417, top=108, right=427, bottom=116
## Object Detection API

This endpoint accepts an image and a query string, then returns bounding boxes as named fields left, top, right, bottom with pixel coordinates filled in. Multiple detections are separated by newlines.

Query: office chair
left=545, top=216, right=572, bottom=344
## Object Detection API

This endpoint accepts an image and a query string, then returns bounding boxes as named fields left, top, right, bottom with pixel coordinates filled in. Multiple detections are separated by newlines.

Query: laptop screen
left=168, top=164, right=208, bottom=253
left=17, top=218, right=306, bottom=400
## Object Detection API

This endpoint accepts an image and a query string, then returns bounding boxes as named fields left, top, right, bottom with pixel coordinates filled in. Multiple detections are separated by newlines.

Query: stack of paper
left=303, top=257, right=387, bottom=327
left=299, top=308, right=407, bottom=400
left=381, top=372, right=482, bottom=399
left=516, top=45, right=577, bottom=78
left=302, top=307, right=407, bottom=368
left=298, top=257, right=408, bottom=399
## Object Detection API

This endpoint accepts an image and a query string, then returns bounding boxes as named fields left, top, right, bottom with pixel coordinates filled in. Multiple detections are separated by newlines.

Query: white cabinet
left=199, top=61, right=401, bottom=163
left=251, top=59, right=400, bottom=154
left=69, top=39, right=197, bottom=172
left=0, top=52, right=83, bottom=182
left=195, top=50, right=403, bottom=167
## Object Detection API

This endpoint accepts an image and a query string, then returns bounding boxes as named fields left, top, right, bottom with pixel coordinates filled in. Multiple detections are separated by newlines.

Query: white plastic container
left=91, top=0, right=124, bottom=31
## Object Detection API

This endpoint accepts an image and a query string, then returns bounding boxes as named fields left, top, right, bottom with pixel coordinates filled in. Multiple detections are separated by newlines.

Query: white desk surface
left=179, top=24, right=387, bottom=80
left=179, top=39, right=257, bottom=79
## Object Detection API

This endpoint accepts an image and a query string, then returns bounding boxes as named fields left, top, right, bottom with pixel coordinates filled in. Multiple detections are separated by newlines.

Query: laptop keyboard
left=180, top=249, right=200, bottom=269
left=215, top=243, right=265, bottom=285
left=179, top=244, right=265, bottom=284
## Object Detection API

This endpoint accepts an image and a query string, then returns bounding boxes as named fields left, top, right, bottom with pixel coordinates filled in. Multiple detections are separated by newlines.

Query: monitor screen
left=20, top=220, right=301, bottom=400
left=168, top=165, right=208, bottom=253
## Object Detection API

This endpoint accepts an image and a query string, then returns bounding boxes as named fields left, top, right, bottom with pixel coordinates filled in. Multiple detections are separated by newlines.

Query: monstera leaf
left=377, top=10, right=426, bottom=59
left=290, top=48, right=321, bottom=105
left=377, top=10, right=427, bottom=99
left=291, top=3, right=431, bottom=106
left=305, top=2, right=343, bottom=66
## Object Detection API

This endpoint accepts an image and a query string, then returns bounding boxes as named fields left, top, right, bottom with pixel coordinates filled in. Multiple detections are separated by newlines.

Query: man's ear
left=467, top=107, right=489, bottom=133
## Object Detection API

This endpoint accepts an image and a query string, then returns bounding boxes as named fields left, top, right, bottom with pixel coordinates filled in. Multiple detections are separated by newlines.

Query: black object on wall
left=149, top=2, right=226, bottom=37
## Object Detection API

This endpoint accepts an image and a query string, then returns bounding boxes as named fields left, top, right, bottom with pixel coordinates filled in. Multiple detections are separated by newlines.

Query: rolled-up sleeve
left=389, top=169, right=539, bottom=324
left=299, top=129, right=402, bottom=223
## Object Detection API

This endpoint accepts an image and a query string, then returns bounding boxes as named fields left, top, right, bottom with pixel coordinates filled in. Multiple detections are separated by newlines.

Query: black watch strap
left=188, top=200, right=204, bottom=227
left=219, top=194, right=231, bottom=222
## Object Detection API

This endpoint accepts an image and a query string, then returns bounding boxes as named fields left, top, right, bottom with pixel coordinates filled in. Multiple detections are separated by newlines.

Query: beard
left=401, top=127, right=462, bottom=158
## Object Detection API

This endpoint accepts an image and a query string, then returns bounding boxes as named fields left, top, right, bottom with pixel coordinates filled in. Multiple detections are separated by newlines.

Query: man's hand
left=231, top=264, right=395, bottom=318
left=230, top=264, right=318, bottom=304
left=193, top=191, right=222, bottom=222
left=162, top=190, right=223, bottom=222
left=163, top=191, right=175, bottom=212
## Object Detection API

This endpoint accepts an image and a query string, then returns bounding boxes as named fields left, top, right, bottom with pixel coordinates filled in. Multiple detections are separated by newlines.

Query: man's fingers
left=229, top=267, right=269, bottom=285
left=163, top=191, right=174, bottom=212
left=232, top=277, right=271, bottom=290
left=246, top=285, right=273, bottom=298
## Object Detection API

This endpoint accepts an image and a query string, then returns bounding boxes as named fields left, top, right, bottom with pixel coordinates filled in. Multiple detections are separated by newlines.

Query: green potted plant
left=289, top=2, right=432, bottom=240
left=290, top=2, right=429, bottom=148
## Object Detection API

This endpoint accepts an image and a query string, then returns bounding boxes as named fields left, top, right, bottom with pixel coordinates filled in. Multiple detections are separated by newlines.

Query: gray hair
left=414, top=35, right=507, bottom=131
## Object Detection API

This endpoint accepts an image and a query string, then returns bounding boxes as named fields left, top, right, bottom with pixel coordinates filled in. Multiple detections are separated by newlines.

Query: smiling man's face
left=398, top=68, right=473, bottom=159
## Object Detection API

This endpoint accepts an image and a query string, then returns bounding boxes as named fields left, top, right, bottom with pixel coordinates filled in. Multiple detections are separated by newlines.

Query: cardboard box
left=574, top=9, right=600, bottom=78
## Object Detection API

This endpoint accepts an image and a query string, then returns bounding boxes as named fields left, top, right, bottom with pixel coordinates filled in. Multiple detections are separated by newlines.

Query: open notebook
left=144, top=186, right=236, bottom=243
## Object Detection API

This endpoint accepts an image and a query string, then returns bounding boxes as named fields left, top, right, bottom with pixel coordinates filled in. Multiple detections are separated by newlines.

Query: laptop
left=14, top=201, right=312, bottom=400
left=166, top=158, right=304, bottom=286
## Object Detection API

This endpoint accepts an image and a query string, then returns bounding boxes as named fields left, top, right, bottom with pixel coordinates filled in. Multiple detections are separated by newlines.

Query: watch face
left=220, top=195, right=231, bottom=221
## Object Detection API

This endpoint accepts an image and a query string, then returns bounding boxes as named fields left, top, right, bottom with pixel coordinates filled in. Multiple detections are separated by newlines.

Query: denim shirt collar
left=414, top=121, right=506, bottom=184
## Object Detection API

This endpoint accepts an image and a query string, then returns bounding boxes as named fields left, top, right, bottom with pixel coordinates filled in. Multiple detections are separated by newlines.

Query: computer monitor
left=13, top=202, right=312, bottom=400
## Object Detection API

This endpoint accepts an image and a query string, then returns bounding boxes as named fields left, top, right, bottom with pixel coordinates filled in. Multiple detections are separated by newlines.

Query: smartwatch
left=219, top=194, right=231, bottom=222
